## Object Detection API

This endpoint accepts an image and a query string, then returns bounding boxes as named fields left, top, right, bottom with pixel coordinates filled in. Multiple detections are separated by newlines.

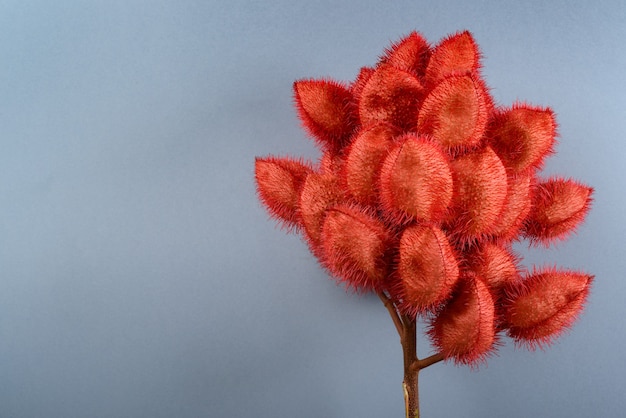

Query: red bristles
left=424, top=31, right=481, bottom=85
left=447, top=146, right=508, bottom=241
left=396, top=224, right=459, bottom=314
left=294, top=79, right=357, bottom=152
left=379, top=134, right=454, bottom=224
left=417, top=74, right=492, bottom=153
left=321, top=204, right=391, bottom=291
left=465, top=242, right=520, bottom=291
left=358, top=64, right=424, bottom=131
left=523, top=177, right=593, bottom=246
left=299, top=172, right=343, bottom=251
left=488, top=104, right=557, bottom=173
left=429, top=275, right=496, bottom=366
left=503, top=268, right=593, bottom=349
left=489, top=173, right=533, bottom=242
left=350, top=66, right=375, bottom=103
left=342, top=122, right=401, bottom=206
left=254, top=156, right=313, bottom=228
left=378, top=31, right=431, bottom=78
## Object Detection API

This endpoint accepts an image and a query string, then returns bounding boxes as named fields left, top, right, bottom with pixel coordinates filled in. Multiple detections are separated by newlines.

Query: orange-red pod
left=523, top=177, right=593, bottom=245
left=488, top=104, right=557, bottom=173
left=358, top=64, right=424, bottom=131
left=448, top=146, right=508, bottom=240
left=254, top=156, right=313, bottom=228
left=351, top=66, right=375, bottom=101
left=299, top=172, right=344, bottom=249
left=294, top=79, right=357, bottom=152
left=417, top=74, right=491, bottom=153
left=465, top=243, right=519, bottom=291
left=321, top=204, right=391, bottom=291
left=489, top=173, right=533, bottom=241
left=319, top=149, right=343, bottom=176
left=503, top=268, right=593, bottom=349
left=379, top=134, right=454, bottom=224
left=429, top=275, right=496, bottom=365
left=343, top=123, right=401, bottom=205
left=424, top=30, right=481, bottom=84
left=396, top=224, right=459, bottom=314
left=379, top=31, right=431, bottom=78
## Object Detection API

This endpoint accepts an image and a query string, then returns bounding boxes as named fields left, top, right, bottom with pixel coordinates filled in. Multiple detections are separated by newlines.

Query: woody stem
left=378, top=292, right=444, bottom=418
left=378, top=291, right=404, bottom=336
left=402, top=315, right=419, bottom=418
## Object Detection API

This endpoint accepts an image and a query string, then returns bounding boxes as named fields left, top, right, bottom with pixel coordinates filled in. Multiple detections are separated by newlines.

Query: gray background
left=1, top=1, right=624, bottom=417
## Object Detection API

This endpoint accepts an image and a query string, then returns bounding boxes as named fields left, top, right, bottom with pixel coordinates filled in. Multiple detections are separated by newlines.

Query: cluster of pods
left=255, top=31, right=593, bottom=365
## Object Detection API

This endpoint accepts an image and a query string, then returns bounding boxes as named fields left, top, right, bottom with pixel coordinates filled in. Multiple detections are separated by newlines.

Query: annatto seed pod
left=448, top=146, right=508, bottom=240
left=396, top=224, right=459, bottom=314
left=488, top=104, right=557, bottom=173
left=294, top=79, right=357, bottom=152
left=523, top=177, right=593, bottom=246
left=465, top=242, right=519, bottom=291
left=379, top=134, right=453, bottom=224
left=378, top=31, right=431, bottom=78
left=299, top=172, right=344, bottom=250
left=321, top=204, right=391, bottom=291
left=351, top=66, right=375, bottom=101
left=429, top=275, right=496, bottom=365
left=424, top=31, right=481, bottom=85
left=489, top=173, right=533, bottom=241
left=417, top=74, right=491, bottom=153
left=358, top=64, right=424, bottom=131
left=343, top=123, right=401, bottom=205
left=503, top=268, right=593, bottom=349
left=254, top=156, right=313, bottom=227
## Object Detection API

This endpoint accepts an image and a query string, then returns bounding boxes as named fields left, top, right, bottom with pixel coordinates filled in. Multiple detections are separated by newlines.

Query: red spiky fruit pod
left=254, top=156, right=313, bottom=228
left=378, top=31, right=431, bottom=78
left=489, top=172, right=534, bottom=242
left=299, top=172, right=344, bottom=251
left=424, top=30, right=481, bottom=85
left=488, top=104, right=557, bottom=173
left=417, top=74, right=492, bottom=154
left=351, top=66, right=375, bottom=101
left=321, top=204, right=392, bottom=291
left=379, top=133, right=454, bottom=224
left=429, top=275, right=496, bottom=365
left=342, top=122, right=401, bottom=205
left=395, top=224, right=459, bottom=315
left=447, top=146, right=508, bottom=241
left=503, top=268, right=593, bottom=349
left=294, top=79, right=357, bottom=152
left=358, top=64, right=424, bottom=131
left=523, top=178, right=594, bottom=245
left=464, top=242, right=520, bottom=292
left=319, top=149, right=343, bottom=176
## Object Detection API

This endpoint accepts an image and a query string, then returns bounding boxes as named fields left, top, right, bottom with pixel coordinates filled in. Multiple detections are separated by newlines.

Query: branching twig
left=417, top=352, right=445, bottom=370
left=378, top=291, right=404, bottom=337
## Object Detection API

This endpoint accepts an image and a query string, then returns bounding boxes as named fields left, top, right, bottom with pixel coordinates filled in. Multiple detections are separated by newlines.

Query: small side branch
left=378, top=289, right=444, bottom=418
left=417, top=352, right=445, bottom=370
left=378, top=291, right=404, bottom=336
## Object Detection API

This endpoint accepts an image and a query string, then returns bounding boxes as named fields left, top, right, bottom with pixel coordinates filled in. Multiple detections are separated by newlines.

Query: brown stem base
left=378, top=292, right=444, bottom=418
left=404, top=379, right=418, bottom=418
left=402, top=316, right=419, bottom=418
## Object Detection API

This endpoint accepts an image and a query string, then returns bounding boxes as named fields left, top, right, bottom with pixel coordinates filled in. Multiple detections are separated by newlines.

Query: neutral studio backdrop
left=1, top=1, right=624, bottom=417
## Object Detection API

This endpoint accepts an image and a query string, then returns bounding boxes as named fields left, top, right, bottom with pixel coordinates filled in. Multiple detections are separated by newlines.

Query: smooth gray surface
left=1, top=1, right=624, bottom=417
